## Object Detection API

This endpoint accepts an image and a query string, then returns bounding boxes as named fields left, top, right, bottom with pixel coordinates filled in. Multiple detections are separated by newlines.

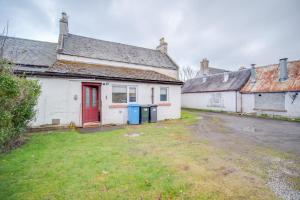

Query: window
left=85, top=87, right=90, bottom=108
left=129, top=87, right=137, bottom=103
left=160, top=87, right=168, bottom=101
left=209, top=93, right=223, bottom=107
left=112, top=86, right=127, bottom=103
left=92, top=87, right=97, bottom=107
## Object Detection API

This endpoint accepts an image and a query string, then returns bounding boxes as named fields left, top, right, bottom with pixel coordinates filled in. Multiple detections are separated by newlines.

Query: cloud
left=0, top=0, right=299, bottom=70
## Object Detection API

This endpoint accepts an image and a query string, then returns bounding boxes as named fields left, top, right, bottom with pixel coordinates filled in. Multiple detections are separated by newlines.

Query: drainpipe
left=235, top=91, right=238, bottom=112
left=241, top=93, right=243, bottom=113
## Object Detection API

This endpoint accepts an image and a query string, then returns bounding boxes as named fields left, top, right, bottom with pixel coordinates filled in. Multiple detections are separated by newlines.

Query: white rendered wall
left=101, top=80, right=181, bottom=125
left=30, top=77, right=181, bottom=127
left=29, top=77, right=82, bottom=127
left=181, top=91, right=239, bottom=112
left=241, top=92, right=300, bottom=118
left=57, top=54, right=179, bottom=79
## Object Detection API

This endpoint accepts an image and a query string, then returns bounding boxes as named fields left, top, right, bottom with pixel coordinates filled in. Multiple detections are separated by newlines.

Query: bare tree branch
left=0, top=21, right=9, bottom=59
left=179, top=66, right=197, bottom=82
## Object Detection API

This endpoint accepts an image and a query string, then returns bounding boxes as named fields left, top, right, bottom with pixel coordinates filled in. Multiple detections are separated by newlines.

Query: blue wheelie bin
left=128, top=104, right=140, bottom=124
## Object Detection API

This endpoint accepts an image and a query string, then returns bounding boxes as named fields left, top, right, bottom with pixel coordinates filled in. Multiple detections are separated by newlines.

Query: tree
left=0, top=24, right=41, bottom=152
left=179, top=66, right=197, bottom=82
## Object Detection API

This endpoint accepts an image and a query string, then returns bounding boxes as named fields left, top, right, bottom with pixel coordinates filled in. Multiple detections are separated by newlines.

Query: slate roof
left=14, top=60, right=182, bottom=85
left=182, top=69, right=251, bottom=93
left=241, top=60, right=300, bottom=93
left=196, top=67, right=230, bottom=77
left=0, top=36, right=57, bottom=67
left=2, top=35, right=180, bottom=84
left=60, top=34, right=178, bottom=70
left=207, top=67, right=229, bottom=75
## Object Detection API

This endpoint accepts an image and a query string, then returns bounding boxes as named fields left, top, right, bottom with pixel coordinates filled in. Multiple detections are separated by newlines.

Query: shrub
left=0, top=59, right=41, bottom=151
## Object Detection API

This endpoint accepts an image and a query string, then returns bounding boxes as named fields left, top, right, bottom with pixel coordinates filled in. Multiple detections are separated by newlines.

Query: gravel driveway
left=195, top=111, right=300, bottom=200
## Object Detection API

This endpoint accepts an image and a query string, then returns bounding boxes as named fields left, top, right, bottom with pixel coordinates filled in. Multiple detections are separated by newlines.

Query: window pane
left=92, top=88, right=97, bottom=107
left=161, top=88, right=167, bottom=95
left=85, top=87, right=90, bottom=108
left=112, top=86, right=127, bottom=103
left=160, top=88, right=168, bottom=101
left=129, top=87, right=136, bottom=102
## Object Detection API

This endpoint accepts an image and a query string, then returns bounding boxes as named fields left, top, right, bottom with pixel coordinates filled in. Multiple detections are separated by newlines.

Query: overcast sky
left=1, top=0, right=299, bottom=71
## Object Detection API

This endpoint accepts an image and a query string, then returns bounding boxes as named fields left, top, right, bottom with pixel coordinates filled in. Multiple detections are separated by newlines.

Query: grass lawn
left=0, top=110, right=276, bottom=200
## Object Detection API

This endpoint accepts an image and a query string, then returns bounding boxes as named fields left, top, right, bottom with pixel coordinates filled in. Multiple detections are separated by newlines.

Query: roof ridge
left=254, top=59, right=300, bottom=69
left=0, top=35, right=57, bottom=45
left=193, top=68, right=250, bottom=79
left=68, top=33, right=160, bottom=53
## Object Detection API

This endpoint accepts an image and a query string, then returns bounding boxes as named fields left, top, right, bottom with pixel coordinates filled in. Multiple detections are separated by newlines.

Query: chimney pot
left=200, top=58, right=209, bottom=76
left=59, top=12, right=69, bottom=36
left=279, top=58, right=288, bottom=81
left=250, top=64, right=256, bottom=83
left=156, top=37, right=168, bottom=54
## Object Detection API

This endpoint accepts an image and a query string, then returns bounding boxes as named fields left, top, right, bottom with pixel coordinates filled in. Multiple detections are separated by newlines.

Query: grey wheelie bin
left=149, top=105, right=158, bottom=123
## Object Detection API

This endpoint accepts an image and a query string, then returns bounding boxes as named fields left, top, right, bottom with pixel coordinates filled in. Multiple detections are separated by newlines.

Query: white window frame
left=111, top=85, right=138, bottom=104
left=160, top=87, right=169, bottom=102
left=128, top=86, right=138, bottom=103
left=112, top=85, right=128, bottom=103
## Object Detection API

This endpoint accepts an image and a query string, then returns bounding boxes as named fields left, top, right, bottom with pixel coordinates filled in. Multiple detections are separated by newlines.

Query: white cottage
left=1, top=12, right=182, bottom=127
left=240, top=59, right=300, bottom=118
left=181, top=69, right=250, bottom=112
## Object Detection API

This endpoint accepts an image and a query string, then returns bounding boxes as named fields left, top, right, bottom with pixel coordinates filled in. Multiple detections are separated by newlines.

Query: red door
left=82, top=84, right=100, bottom=124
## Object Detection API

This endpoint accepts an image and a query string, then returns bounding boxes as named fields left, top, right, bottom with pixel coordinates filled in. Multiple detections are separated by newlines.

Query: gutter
left=14, top=70, right=183, bottom=85
left=182, top=89, right=238, bottom=94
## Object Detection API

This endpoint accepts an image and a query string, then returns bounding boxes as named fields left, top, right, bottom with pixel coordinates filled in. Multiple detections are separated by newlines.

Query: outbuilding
left=182, top=69, right=250, bottom=112
left=241, top=59, right=300, bottom=118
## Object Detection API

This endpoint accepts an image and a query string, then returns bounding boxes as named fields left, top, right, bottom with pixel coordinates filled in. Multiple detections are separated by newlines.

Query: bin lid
left=140, top=104, right=151, bottom=108
left=128, top=103, right=140, bottom=107
left=148, top=104, right=158, bottom=107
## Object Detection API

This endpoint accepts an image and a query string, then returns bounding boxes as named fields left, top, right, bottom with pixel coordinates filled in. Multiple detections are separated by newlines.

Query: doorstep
left=83, top=121, right=101, bottom=128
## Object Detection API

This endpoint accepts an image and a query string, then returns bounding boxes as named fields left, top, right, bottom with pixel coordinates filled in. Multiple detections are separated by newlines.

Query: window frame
left=160, top=87, right=169, bottom=102
left=111, top=85, right=138, bottom=104
left=112, top=85, right=128, bottom=103
left=128, top=86, right=138, bottom=103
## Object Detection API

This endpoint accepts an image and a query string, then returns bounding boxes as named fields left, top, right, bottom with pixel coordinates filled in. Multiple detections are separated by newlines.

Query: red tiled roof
left=241, top=60, right=300, bottom=93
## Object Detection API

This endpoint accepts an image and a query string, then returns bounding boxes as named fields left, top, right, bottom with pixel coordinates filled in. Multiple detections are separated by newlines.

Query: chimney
left=279, top=58, right=288, bottom=82
left=250, top=64, right=256, bottom=83
left=200, top=58, right=209, bottom=76
left=58, top=12, right=69, bottom=51
left=59, top=12, right=69, bottom=36
left=156, top=37, right=168, bottom=54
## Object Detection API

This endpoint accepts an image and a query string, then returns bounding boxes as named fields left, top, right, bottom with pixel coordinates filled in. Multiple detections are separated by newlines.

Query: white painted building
left=240, top=59, right=300, bottom=118
left=1, top=12, right=182, bottom=127
left=182, top=64, right=250, bottom=112
left=182, top=58, right=300, bottom=119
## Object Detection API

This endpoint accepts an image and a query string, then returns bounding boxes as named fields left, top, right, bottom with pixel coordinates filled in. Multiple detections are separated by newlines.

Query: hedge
left=0, top=59, right=41, bottom=151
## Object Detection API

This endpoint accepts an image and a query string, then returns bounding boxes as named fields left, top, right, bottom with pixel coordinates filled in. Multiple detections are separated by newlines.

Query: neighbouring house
left=1, top=12, right=182, bottom=127
left=240, top=59, right=300, bottom=118
left=181, top=66, right=250, bottom=112
left=196, top=58, right=229, bottom=77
